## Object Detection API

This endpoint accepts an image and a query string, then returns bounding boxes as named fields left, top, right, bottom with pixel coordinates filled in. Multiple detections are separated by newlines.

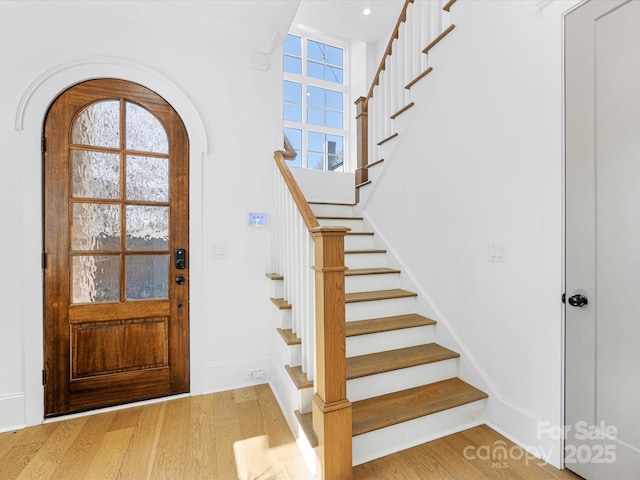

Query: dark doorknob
left=175, top=275, right=185, bottom=285
left=568, top=294, right=588, bottom=307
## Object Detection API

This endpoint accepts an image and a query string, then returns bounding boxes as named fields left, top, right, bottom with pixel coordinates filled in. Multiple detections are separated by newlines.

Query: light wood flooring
left=0, top=384, right=583, bottom=480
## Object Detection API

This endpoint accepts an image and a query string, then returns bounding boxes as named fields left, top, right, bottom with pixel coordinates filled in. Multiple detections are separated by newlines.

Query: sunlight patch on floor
left=233, top=434, right=313, bottom=480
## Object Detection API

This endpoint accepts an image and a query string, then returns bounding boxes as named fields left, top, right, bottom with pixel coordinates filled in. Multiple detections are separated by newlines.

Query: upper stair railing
left=273, top=142, right=352, bottom=479
left=355, top=0, right=457, bottom=194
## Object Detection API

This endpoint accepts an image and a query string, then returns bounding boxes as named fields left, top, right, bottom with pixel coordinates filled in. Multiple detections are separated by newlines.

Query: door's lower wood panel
left=71, top=317, right=169, bottom=378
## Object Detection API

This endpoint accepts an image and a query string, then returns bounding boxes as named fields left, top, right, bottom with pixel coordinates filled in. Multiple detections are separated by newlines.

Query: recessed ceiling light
left=363, top=8, right=371, bottom=16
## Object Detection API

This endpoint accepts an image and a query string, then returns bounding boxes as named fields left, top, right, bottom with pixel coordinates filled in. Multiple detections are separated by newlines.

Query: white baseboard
left=0, top=393, right=25, bottom=433
left=196, top=357, right=273, bottom=396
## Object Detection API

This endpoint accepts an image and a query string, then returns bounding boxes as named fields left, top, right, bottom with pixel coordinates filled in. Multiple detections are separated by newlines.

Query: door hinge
left=41, top=136, right=46, bottom=153
left=42, top=368, right=47, bottom=385
left=41, top=252, right=46, bottom=269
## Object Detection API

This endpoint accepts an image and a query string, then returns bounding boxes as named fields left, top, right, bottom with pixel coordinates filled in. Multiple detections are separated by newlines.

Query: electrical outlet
left=213, top=244, right=228, bottom=259
left=488, top=243, right=507, bottom=263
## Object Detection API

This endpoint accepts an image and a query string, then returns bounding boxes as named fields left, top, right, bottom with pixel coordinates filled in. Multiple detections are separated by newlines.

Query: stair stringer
left=358, top=0, right=475, bottom=208
left=266, top=276, right=319, bottom=476
left=353, top=208, right=545, bottom=447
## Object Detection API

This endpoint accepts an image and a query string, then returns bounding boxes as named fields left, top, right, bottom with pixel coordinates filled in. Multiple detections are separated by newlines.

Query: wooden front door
left=43, top=79, right=189, bottom=417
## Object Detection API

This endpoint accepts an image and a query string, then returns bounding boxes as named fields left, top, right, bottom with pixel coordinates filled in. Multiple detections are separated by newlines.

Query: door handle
left=175, top=275, right=185, bottom=285
left=568, top=294, right=588, bottom=307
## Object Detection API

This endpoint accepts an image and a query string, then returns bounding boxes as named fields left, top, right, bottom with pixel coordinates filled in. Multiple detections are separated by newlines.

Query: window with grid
left=283, top=32, right=347, bottom=171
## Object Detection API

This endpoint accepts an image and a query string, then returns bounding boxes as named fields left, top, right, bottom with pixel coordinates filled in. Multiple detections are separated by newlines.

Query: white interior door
left=565, top=1, right=640, bottom=478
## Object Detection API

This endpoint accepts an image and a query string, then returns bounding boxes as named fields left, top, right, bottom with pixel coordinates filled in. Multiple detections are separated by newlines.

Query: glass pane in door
left=71, top=151, right=120, bottom=199
left=71, top=203, right=121, bottom=251
left=126, top=102, right=168, bottom=153
left=126, top=155, right=169, bottom=202
left=125, top=205, right=169, bottom=251
left=126, top=255, right=169, bottom=300
left=72, top=255, right=120, bottom=303
left=72, top=100, right=120, bottom=148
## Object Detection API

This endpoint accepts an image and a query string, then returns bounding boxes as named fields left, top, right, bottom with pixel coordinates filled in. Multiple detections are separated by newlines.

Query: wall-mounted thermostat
left=248, top=212, right=268, bottom=227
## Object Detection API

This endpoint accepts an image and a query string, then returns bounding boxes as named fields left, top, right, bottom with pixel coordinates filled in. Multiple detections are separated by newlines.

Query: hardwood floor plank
left=0, top=443, right=42, bottom=480
left=149, top=397, right=190, bottom=479
left=234, top=386, right=258, bottom=403
left=237, top=399, right=266, bottom=439
left=444, top=429, right=527, bottom=480
left=215, top=423, right=242, bottom=480
left=82, top=428, right=134, bottom=480
left=108, top=406, right=143, bottom=432
left=213, top=390, right=239, bottom=428
left=49, top=411, right=117, bottom=480
left=116, top=401, right=166, bottom=480
left=353, top=452, right=421, bottom=479
left=401, top=436, right=491, bottom=479
left=255, top=384, right=300, bottom=460
left=186, top=395, right=218, bottom=480
left=15, top=418, right=87, bottom=480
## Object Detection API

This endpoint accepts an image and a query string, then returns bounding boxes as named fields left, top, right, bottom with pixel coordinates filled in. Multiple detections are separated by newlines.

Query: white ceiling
left=103, top=0, right=404, bottom=53
left=293, top=0, right=406, bottom=44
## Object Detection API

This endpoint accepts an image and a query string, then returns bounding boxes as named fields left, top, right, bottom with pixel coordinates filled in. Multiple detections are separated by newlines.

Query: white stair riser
left=346, top=273, right=400, bottom=293
left=317, top=218, right=364, bottom=231
left=345, top=252, right=387, bottom=268
left=345, top=234, right=375, bottom=251
left=346, top=325, right=435, bottom=357
left=268, top=279, right=283, bottom=299
left=352, top=399, right=487, bottom=466
left=310, top=204, right=354, bottom=217
left=347, top=297, right=416, bottom=321
left=279, top=309, right=292, bottom=329
left=288, top=344, right=301, bottom=367
left=347, top=359, right=458, bottom=402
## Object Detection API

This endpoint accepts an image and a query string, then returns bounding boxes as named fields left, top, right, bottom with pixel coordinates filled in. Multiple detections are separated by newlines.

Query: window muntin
left=283, top=32, right=347, bottom=171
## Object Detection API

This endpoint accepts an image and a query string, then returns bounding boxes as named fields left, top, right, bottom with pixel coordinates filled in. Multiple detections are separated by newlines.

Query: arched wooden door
left=43, top=79, right=189, bottom=416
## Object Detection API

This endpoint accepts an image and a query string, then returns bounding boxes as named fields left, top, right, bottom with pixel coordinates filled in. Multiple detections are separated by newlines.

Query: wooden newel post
left=310, top=226, right=352, bottom=480
left=355, top=96, right=369, bottom=188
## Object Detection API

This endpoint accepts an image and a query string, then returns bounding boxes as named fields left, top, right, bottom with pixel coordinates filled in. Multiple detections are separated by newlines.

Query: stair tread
left=346, top=343, right=459, bottom=379
left=347, top=232, right=374, bottom=236
left=346, top=288, right=416, bottom=303
left=352, top=378, right=488, bottom=436
left=345, top=249, right=387, bottom=255
left=265, top=272, right=283, bottom=280
left=365, top=158, right=385, bottom=169
left=309, top=202, right=355, bottom=207
left=300, top=378, right=488, bottom=438
left=346, top=267, right=400, bottom=277
left=270, top=298, right=291, bottom=310
left=277, top=328, right=301, bottom=346
left=285, top=365, right=313, bottom=389
left=316, top=215, right=364, bottom=221
left=346, top=313, right=437, bottom=337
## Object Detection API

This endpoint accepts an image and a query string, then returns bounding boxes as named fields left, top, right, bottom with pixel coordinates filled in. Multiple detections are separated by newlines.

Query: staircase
left=268, top=201, right=487, bottom=468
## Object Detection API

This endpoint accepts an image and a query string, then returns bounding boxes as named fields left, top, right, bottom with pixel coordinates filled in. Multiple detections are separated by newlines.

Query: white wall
left=358, top=0, right=581, bottom=468
left=0, top=0, right=297, bottom=431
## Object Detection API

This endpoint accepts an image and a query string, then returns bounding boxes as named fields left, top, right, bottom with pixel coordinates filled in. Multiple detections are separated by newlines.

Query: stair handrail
left=273, top=140, right=353, bottom=479
left=355, top=0, right=457, bottom=196
left=274, top=150, right=319, bottom=231
left=364, top=0, right=414, bottom=111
